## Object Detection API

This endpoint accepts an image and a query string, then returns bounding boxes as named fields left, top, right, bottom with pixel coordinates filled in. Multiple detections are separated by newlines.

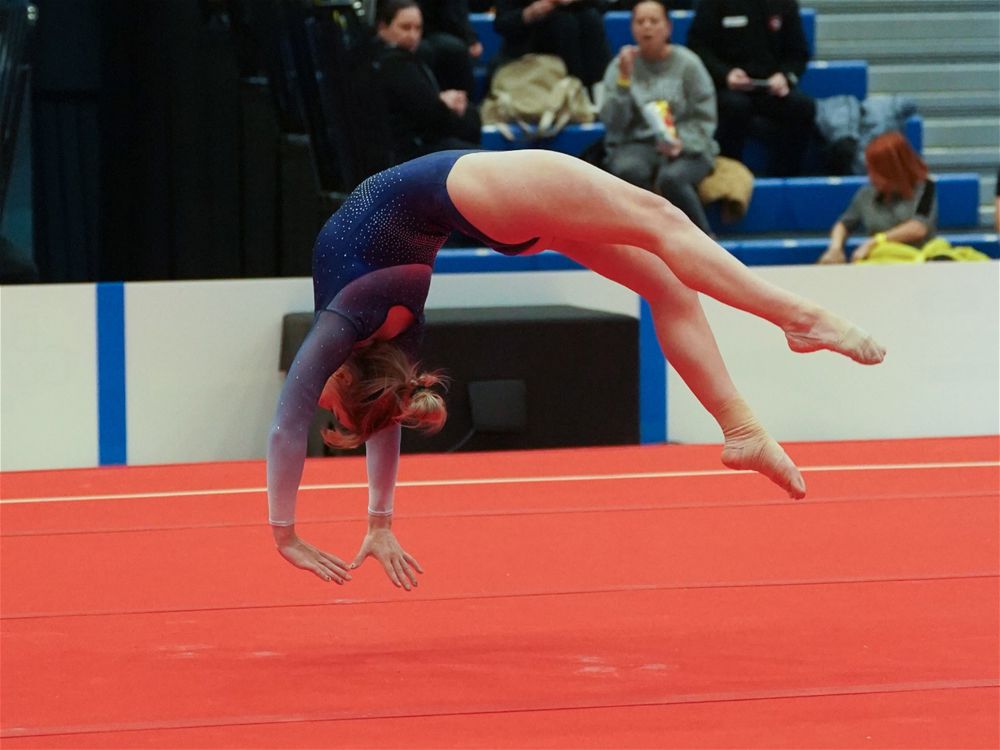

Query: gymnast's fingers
left=403, top=551, right=424, bottom=574
left=309, top=562, right=336, bottom=582
left=381, top=557, right=403, bottom=588
left=318, top=550, right=351, bottom=576
left=392, top=558, right=412, bottom=591
left=318, top=556, right=349, bottom=583
left=399, top=558, right=419, bottom=588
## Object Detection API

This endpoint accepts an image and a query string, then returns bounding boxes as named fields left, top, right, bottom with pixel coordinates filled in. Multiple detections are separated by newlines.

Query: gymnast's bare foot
left=717, top=398, right=806, bottom=499
left=784, top=306, right=886, bottom=365
left=722, top=430, right=806, bottom=500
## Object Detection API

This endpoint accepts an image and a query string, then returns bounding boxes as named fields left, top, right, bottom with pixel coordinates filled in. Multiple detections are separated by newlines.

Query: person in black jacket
left=493, top=0, right=611, bottom=89
left=417, top=0, right=482, bottom=94
left=686, top=0, right=815, bottom=176
left=374, top=0, right=481, bottom=163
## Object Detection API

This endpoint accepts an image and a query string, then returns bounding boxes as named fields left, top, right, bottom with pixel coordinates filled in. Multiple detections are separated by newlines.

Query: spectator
left=373, top=0, right=481, bottom=163
left=686, top=0, right=814, bottom=177
left=599, top=0, right=718, bottom=233
left=493, top=0, right=611, bottom=89
left=819, top=131, right=937, bottom=264
left=417, top=0, right=482, bottom=94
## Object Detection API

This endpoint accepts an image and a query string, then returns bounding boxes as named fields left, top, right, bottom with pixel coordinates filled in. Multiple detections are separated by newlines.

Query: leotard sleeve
left=267, top=310, right=359, bottom=526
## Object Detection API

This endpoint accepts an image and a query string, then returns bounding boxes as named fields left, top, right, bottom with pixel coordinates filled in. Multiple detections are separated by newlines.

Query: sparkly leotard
left=268, top=150, right=538, bottom=525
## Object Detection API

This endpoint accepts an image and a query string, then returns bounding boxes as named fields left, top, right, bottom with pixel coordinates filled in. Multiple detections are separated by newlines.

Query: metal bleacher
left=809, top=0, right=999, bottom=229
left=455, top=5, right=996, bottom=265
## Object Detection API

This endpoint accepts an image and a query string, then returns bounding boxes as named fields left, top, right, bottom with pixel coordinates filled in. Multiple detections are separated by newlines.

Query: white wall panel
left=667, top=262, right=1000, bottom=443
left=125, top=278, right=313, bottom=465
left=0, top=285, right=99, bottom=470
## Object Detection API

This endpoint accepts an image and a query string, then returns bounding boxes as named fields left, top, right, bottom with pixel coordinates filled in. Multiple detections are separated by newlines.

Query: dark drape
left=29, top=0, right=405, bottom=283
left=100, top=0, right=247, bottom=280
left=31, top=0, right=281, bottom=282
left=31, top=0, right=102, bottom=282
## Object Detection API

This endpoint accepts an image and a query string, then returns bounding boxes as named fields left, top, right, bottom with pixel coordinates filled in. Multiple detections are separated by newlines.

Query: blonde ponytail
left=319, top=341, right=448, bottom=449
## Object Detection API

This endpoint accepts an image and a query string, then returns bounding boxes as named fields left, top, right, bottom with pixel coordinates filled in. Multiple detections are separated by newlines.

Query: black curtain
left=31, top=0, right=102, bottom=282
left=31, top=0, right=280, bottom=282
left=100, top=0, right=248, bottom=280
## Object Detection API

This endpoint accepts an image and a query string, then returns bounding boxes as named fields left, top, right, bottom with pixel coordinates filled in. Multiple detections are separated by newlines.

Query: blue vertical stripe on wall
left=639, top=299, right=667, bottom=443
left=96, top=282, right=127, bottom=465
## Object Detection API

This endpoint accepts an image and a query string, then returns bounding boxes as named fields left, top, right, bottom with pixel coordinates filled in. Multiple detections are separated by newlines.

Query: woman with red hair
left=819, top=131, right=937, bottom=264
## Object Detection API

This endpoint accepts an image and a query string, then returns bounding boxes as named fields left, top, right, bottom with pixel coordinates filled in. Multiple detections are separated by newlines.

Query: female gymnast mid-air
left=267, top=149, right=886, bottom=590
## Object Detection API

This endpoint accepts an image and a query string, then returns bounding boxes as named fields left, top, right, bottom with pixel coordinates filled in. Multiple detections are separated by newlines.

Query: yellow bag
left=857, top=236, right=991, bottom=264
left=919, top=237, right=992, bottom=262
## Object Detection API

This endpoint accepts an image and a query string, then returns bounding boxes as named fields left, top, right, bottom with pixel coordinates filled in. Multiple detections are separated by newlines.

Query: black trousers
left=419, top=31, right=475, bottom=94
left=716, top=87, right=816, bottom=177
left=531, top=5, right=609, bottom=88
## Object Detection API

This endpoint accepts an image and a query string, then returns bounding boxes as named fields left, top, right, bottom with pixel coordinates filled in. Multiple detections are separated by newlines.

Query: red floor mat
left=2, top=438, right=998, bottom=748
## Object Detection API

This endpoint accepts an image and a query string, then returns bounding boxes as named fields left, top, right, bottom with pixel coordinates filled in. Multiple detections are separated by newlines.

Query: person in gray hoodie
left=599, top=0, right=718, bottom=233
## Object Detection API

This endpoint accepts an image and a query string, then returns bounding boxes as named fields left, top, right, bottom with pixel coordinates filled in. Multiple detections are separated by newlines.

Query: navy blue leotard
left=268, top=150, right=538, bottom=525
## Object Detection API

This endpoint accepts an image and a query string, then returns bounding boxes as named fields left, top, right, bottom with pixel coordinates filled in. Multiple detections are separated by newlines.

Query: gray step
left=980, top=173, right=999, bottom=211
left=924, top=146, right=999, bottom=171
left=870, top=63, right=1000, bottom=92
left=978, top=204, right=995, bottom=229
left=819, top=12, right=1000, bottom=40
left=905, top=90, right=1000, bottom=117
left=981, top=172, right=998, bottom=200
left=924, top=117, right=1000, bottom=148
left=807, top=0, right=999, bottom=12
left=817, top=39, right=999, bottom=64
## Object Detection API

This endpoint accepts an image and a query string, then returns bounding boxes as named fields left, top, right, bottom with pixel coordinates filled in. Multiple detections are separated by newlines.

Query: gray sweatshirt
left=599, top=45, right=719, bottom=158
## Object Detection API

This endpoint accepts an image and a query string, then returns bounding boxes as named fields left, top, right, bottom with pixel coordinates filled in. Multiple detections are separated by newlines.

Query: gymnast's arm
left=348, top=323, right=425, bottom=591
left=267, top=310, right=358, bottom=583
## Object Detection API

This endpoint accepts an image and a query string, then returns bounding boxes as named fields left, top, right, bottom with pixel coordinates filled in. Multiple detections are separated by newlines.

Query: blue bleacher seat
left=904, top=114, right=923, bottom=154
left=706, top=173, right=981, bottom=235
left=479, top=122, right=605, bottom=153
left=471, top=12, right=501, bottom=68
left=798, top=60, right=867, bottom=100
left=434, top=230, right=998, bottom=273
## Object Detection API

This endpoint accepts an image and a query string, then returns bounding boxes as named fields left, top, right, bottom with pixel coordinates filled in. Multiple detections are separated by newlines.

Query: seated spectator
left=819, top=131, right=937, bottom=264
left=417, top=0, right=482, bottom=94
left=373, top=0, right=481, bottom=163
left=599, top=0, right=718, bottom=233
left=493, top=0, right=611, bottom=89
left=686, top=0, right=814, bottom=177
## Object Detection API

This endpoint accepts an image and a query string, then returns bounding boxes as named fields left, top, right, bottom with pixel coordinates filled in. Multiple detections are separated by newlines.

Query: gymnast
left=267, top=149, right=885, bottom=590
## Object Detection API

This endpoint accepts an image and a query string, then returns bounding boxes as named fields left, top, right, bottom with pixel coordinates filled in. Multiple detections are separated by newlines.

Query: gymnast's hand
left=351, top=516, right=424, bottom=591
left=272, top=525, right=352, bottom=584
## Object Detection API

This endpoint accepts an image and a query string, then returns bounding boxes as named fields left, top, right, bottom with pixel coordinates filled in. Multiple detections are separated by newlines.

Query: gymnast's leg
left=555, top=240, right=805, bottom=498
left=448, top=150, right=885, bottom=364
